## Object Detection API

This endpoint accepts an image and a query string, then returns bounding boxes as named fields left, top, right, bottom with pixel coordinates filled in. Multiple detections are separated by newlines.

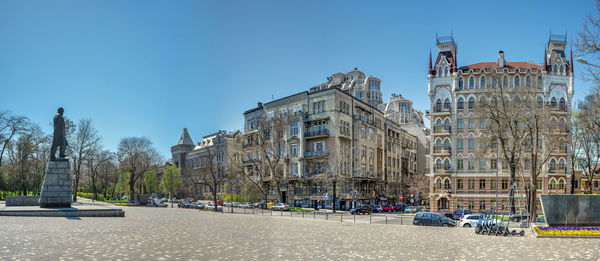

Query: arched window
left=560, top=65, right=565, bottom=73
left=435, top=99, right=442, bottom=112
left=444, top=178, right=451, bottom=189
left=435, top=159, right=443, bottom=170
left=558, top=158, right=566, bottom=172
left=437, top=67, right=442, bottom=76
left=559, top=98, right=566, bottom=111
left=514, top=75, right=520, bottom=87
left=550, top=179, right=557, bottom=189
left=559, top=118, right=566, bottom=131
left=444, top=66, right=449, bottom=76
left=553, top=64, right=558, bottom=73
left=480, top=76, right=486, bottom=88
left=526, top=76, right=531, bottom=86
left=468, top=97, right=475, bottom=109
left=503, top=76, right=508, bottom=87
left=444, top=159, right=451, bottom=170
left=457, top=97, right=464, bottom=109
left=435, top=139, right=443, bottom=151
left=558, top=179, right=565, bottom=189
left=551, top=97, right=557, bottom=107
left=443, top=138, right=450, bottom=150
left=444, top=119, right=451, bottom=131
left=435, top=178, right=442, bottom=189
left=537, top=76, right=543, bottom=88
left=443, top=98, right=450, bottom=110
left=435, top=119, right=443, bottom=131
left=458, top=77, right=464, bottom=89
left=549, top=158, right=557, bottom=171
left=537, top=97, right=544, bottom=107
left=469, top=77, right=475, bottom=89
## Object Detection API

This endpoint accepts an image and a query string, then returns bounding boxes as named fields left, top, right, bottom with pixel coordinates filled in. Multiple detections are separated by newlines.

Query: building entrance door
left=438, top=198, right=449, bottom=210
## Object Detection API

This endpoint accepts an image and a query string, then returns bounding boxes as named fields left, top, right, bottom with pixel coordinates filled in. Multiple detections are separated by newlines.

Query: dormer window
left=444, top=66, right=449, bottom=76
left=553, top=64, right=558, bottom=73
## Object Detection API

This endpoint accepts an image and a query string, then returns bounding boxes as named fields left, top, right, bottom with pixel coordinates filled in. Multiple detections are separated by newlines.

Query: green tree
left=144, top=171, right=159, bottom=194
left=116, top=171, right=130, bottom=198
left=161, top=165, right=182, bottom=207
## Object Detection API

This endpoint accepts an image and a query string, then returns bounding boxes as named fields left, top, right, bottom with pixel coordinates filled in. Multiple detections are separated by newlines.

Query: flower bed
left=535, top=226, right=600, bottom=237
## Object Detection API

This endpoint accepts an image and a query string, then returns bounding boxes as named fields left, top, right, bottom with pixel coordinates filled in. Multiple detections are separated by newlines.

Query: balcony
left=427, top=108, right=452, bottom=116
left=434, top=168, right=453, bottom=174
left=432, top=148, right=451, bottom=155
left=304, top=151, right=330, bottom=158
left=304, top=129, right=329, bottom=139
left=433, top=127, right=451, bottom=135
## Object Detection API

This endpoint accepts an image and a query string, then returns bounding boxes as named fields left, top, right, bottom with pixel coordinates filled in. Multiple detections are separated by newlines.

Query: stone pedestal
left=39, top=160, right=72, bottom=208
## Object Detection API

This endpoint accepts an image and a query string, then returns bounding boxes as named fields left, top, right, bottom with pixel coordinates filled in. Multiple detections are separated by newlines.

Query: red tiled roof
left=594, top=164, right=600, bottom=172
left=460, top=62, right=543, bottom=70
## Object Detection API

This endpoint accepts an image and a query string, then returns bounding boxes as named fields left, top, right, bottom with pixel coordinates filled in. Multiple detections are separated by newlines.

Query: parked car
left=381, top=205, right=394, bottom=212
left=239, top=203, right=253, bottom=208
left=511, top=211, right=529, bottom=222
left=193, top=202, right=205, bottom=209
left=452, top=209, right=472, bottom=220
left=271, top=203, right=290, bottom=211
left=206, top=203, right=223, bottom=211
left=148, top=198, right=167, bottom=207
left=393, top=204, right=405, bottom=212
left=178, top=201, right=191, bottom=208
left=349, top=205, right=372, bottom=215
left=224, top=201, right=234, bottom=207
left=371, top=205, right=383, bottom=213
left=458, top=214, right=481, bottom=228
left=438, top=210, right=454, bottom=219
left=413, top=212, right=456, bottom=227
left=404, top=206, right=416, bottom=213
left=232, top=202, right=240, bottom=207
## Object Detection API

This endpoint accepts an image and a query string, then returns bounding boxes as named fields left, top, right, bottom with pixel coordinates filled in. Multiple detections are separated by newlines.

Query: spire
left=570, top=48, right=574, bottom=73
left=178, top=128, right=194, bottom=145
left=428, top=49, right=432, bottom=74
left=544, top=47, right=547, bottom=70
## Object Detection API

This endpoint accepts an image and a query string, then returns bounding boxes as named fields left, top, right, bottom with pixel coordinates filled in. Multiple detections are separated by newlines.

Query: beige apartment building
left=242, top=87, right=417, bottom=209
left=427, top=34, right=573, bottom=213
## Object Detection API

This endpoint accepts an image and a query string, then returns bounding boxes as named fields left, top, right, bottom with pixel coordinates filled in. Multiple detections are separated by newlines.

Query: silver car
left=459, top=214, right=481, bottom=228
left=271, top=203, right=289, bottom=211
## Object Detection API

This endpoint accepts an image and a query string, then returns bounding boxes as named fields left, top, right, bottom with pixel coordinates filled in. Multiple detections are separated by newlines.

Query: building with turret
left=427, top=34, right=573, bottom=212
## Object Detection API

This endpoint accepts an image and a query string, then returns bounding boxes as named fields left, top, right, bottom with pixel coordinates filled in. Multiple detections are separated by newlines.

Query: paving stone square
left=1, top=205, right=599, bottom=260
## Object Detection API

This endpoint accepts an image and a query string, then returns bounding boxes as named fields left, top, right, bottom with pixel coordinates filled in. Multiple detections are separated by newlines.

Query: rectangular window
left=312, top=101, right=325, bottom=114
left=479, top=179, right=486, bottom=190
left=468, top=138, right=475, bottom=150
left=468, top=201, right=475, bottom=210
left=468, top=159, right=474, bottom=170
left=479, top=159, right=486, bottom=170
left=457, top=159, right=464, bottom=170
left=457, top=179, right=463, bottom=190
left=536, top=179, right=542, bottom=190
left=502, top=160, right=508, bottom=170
left=266, top=111, right=274, bottom=119
left=290, top=143, right=298, bottom=157
left=293, top=104, right=303, bottom=113
left=502, top=179, right=508, bottom=190
left=479, top=120, right=485, bottom=129
left=468, top=119, right=475, bottom=129
left=479, top=200, right=486, bottom=210
left=490, top=159, right=497, bottom=170
left=457, top=119, right=464, bottom=130
left=291, top=163, right=298, bottom=176
left=468, top=179, right=475, bottom=190
left=290, top=123, right=298, bottom=136
left=457, top=139, right=464, bottom=150
left=524, top=159, right=531, bottom=170
left=491, top=180, right=497, bottom=190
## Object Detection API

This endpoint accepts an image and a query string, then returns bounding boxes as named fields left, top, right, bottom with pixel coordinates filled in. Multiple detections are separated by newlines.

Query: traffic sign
left=399, top=195, right=404, bottom=200
left=323, top=192, right=328, bottom=200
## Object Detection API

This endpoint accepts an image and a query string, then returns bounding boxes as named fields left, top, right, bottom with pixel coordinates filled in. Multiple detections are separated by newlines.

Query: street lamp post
left=576, top=57, right=600, bottom=67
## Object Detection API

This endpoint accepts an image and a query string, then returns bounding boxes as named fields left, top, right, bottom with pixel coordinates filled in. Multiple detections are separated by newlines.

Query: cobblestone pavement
left=1, top=205, right=600, bottom=260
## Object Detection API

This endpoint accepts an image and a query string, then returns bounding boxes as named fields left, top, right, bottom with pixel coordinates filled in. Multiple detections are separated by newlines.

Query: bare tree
left=5, top=123, right=46, bottom=195
left=573, top=0, right=600, bottom=82
left=117, top=137, right=162, bottom=203
left=0, top=112, right=29, bottom=167
left=86, top=150, right=113, bottom=200
left=477, top=78, right=528, bottom=214
left=161, top=165, right=182, bottom=208
left=71, top=119, right=101, bottom=202
left=196, top=146, right=229, bottom=211
left=574, top=93, right=600, bottom=194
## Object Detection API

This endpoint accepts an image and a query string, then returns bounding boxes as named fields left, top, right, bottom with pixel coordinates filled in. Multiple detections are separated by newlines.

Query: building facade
left=427, top=34, right=574, bottom=213
left=310, top=68, right=384, bottom=107
left=242, top=87, right=417, bottom=209
left=171, top=129, right=243, bottom=199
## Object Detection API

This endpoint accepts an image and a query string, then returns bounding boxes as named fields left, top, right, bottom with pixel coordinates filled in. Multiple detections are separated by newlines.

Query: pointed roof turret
left=544, top=47, right=548, bottom=70
left=570, top=48, right=574, bottom=73
left=428, top=50, right=433, bottom=74
left=178, top=128, right=194, bottom=145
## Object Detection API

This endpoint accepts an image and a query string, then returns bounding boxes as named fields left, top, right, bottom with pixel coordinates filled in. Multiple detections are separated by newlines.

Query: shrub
left=535, top=226, right=600, bottom=237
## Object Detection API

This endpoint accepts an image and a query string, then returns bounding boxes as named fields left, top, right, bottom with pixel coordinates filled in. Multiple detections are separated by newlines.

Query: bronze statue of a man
left=50, top=107, right=68, bottom=160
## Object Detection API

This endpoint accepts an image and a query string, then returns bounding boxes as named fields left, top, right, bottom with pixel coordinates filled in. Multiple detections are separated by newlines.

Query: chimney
left=257, top=102, right=263, bottom=107
left=497, top=51, right=505, bottom=67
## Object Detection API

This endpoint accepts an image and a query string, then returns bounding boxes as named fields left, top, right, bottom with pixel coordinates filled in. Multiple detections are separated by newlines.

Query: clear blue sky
left=0, top=0, right=596, bottom=158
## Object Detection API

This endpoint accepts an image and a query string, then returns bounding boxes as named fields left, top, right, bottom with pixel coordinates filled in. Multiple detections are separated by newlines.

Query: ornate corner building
left=427, top=34, right=574, bottom=212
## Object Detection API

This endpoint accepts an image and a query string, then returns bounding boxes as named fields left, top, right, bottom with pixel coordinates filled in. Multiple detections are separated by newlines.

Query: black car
left=350, top=205, right=372, bottom=215
left=413, top=212, right=456, bottom=227
left=393, top=204, right=405, bottom=212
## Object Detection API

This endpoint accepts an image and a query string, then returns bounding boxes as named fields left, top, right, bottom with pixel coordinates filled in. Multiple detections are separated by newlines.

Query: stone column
left=39, top=160, right=72, bottom=208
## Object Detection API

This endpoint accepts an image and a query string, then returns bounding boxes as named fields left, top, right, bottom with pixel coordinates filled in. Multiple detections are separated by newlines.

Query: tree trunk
left=509, top=165, right=517, bottom=215
left=332, top=179, right=337, bottom=213
left=129, top=174, right=136, bottom=203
